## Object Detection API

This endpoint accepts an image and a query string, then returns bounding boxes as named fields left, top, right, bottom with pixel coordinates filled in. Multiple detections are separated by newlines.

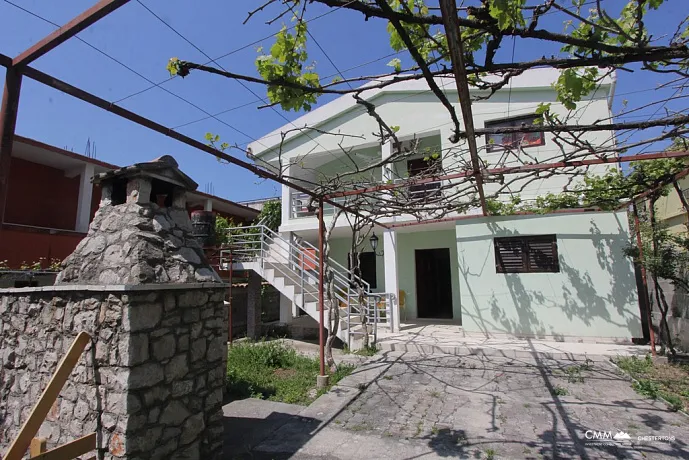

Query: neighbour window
left=348, top=252, right=377, bottom=289
left=494, top=235, right=559, bottom=273
left=485, top=114, right=545, bottom=152
left=407, top=157, right=442, bottom=199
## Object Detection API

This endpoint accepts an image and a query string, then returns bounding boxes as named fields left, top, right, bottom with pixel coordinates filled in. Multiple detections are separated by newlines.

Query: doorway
left=415, top=248, right=453, bottom=319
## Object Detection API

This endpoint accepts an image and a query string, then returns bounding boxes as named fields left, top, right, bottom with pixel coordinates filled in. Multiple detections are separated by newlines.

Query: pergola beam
left=325, top=150, right=689, bottom=200
left=12, top=0, right=133, bottom=67
left=439, top=0, right=488, bottom=216
left=618, top=167, right=689, bottom=210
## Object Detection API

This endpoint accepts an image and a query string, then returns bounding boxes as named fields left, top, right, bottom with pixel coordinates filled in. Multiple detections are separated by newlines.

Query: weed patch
left=226, top=340, right=354, bottom=405
left=551, top=385, right=569, bottom=396
left=615, top=354, right=689, bottom=412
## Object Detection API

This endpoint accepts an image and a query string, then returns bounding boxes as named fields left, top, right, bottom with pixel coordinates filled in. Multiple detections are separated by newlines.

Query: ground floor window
left=494, top=235, right=559, bottom=273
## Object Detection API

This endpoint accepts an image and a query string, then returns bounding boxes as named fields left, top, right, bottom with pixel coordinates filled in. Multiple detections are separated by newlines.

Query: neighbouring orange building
left=0, top=136, right=258, bottom=268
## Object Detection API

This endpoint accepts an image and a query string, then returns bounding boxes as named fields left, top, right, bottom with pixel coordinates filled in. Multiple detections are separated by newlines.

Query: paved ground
left=377, top=324, right=651, bottom=360
left=224, top=351, right=689, bottom=459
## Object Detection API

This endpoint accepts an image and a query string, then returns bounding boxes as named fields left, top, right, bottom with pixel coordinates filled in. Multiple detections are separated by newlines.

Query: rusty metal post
left=228, top=248, right=233, bottom=345
left=0, top=66, right=22, bottom=226
left=439, top=0, right=488, bottom=216
left=318, top=199, right=326, bottom=378
left=633, top=202, right=656, bottom=356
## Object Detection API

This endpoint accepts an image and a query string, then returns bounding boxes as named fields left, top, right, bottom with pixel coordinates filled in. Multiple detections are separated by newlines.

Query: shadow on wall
left=458, top=215, right=639, bottom=339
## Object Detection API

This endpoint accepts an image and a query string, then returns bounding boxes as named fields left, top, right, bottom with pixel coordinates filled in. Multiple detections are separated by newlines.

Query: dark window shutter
left=495, top=235, right=559, bottom=273
left=526, top=236, right=559, bottom=272
left=495, top=238, right=525, bottom=273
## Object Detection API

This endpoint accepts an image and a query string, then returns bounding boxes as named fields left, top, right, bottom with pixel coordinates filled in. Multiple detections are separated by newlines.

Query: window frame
left=485, top=114, right=545, bottom=152
left=406, top=157, right=442, bottom=200
left=494, top=234, right=560, bottom=274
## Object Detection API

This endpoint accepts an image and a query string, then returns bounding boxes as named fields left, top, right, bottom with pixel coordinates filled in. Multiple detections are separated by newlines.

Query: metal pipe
left=18, top=64, right=390, bottom=230
left=13, top=0, right=133, bottom=67
left=318, top=198, right=326, bottom=377
left=633, top=202, right=657, bottom=356
left=228, top=247, right=233, bottom=346
left=0, top=66, right=22, bottom=226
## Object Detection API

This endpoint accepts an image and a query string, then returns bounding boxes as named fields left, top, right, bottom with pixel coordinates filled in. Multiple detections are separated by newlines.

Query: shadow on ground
left=223, top=403, right=320, bottom=459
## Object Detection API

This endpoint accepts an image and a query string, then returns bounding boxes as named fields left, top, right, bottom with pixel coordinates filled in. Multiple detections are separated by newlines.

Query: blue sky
left=0, top=0, right=686, bottom=202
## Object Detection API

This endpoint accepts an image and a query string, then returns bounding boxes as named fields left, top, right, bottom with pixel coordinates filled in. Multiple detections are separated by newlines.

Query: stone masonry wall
left=0, top=284, right=227, bottom=460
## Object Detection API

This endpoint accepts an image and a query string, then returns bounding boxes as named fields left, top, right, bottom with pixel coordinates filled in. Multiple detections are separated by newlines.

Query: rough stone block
left=152, top=334, right=176, bottom=361
left=172, top=379, right=195, bottom=398
left=190, top=338, right=206, bottom=362
left=165, top=354, right=189, bottom=382
left=123, top=304, right=162, bottom=332
left=129, top=363, right=164, bottom=390
left=160, top=400, right=191, bottom=426
left=143, top=386, right=170, bottom=407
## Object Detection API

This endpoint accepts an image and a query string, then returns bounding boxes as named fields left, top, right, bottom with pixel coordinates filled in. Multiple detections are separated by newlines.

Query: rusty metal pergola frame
left=2, top=0, right=687, bottom=367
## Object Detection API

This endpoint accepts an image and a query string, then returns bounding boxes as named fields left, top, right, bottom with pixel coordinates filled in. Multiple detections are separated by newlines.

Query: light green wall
left=455, top=211, right=642, bottom=339
left=397, top=230, right=462, bottom=321
left=327, top=237, right=385, bottom=294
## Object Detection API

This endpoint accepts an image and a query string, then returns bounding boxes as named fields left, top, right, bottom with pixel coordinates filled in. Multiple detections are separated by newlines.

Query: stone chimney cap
left=93, top=155, right=198, bottom=191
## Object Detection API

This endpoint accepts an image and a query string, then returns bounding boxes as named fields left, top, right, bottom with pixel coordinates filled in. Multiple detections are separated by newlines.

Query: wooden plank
left=30, top=437, right=46, bottom=457
left=30, top=433, right=96, bottom=460
left=3, top=332, right=91, bottom=460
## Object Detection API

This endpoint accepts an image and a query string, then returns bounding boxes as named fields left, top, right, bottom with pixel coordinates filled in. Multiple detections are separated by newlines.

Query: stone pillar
left=204, top=199, right=213, bottom=212
left=383, top=229, right=400, bottom=332
left=246, top=271, right=262, bottom=339
left=0, top=285, right=227, bottom=460
left=75, top=163, right=95, bottom=232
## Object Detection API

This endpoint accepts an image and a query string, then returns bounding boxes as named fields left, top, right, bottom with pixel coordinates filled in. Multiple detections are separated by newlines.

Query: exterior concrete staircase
left=220, top=225, right=393, bottom=348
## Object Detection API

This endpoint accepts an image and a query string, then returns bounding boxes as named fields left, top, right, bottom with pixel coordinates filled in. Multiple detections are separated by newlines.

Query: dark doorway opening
left=415, top=248, right=453, bottom=319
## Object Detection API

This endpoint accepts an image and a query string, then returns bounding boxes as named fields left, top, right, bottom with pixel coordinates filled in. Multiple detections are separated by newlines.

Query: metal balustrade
left=218, top=225, right=394, bottom=346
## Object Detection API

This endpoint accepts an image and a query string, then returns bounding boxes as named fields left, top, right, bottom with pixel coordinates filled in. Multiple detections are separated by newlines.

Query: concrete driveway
left=224, top=350, right=689, bottom=459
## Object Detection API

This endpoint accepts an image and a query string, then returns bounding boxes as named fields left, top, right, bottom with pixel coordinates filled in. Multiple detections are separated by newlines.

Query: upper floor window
left=407, top=157, right=442, bottom=199
left=485, top=114, right=545, bottom=152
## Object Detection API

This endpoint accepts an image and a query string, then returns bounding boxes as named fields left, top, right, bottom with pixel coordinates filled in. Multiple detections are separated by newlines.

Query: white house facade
left=240, top=68, right=642, bottom=347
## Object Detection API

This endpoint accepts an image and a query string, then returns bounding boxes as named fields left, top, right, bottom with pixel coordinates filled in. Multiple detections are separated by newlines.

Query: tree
left=254, top=199, right=281, bottom=231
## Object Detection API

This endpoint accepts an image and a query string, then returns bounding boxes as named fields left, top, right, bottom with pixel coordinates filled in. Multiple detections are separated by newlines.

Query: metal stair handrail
left=219, top=225, right=392, bottom=344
